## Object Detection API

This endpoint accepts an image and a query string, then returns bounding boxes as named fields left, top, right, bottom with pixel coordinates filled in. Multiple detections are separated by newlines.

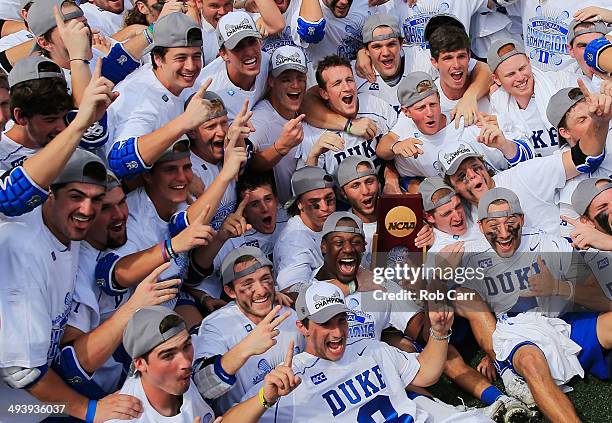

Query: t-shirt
left=462, top=228, right=573, bottom=317
left=254, top=339, right=425, bottom=423
left=80, top=3, right=125, bottom=37
left=260, top=0, right=302, bottom=55
left=515, top=98, right=559, bottom=157
left=0, top=0, right=20, bottom=20
left=107, top=376, right=215, bottom=423
left=193, top=53, right=271, bottom=121
left=194, top=303, right=304, bottom=414
left=201, top=19, right=221, bottom=66
left=390, top=115, right=509, bottom=177
left=297, top=93, right=397, bottom=175
left=274, top=215, right=324, bottom=290
left=361, top=220, right=376, bottom=270
left=0, top=132, right=36, bottom=172
left=0, top=208, right=79, bottom=420
left=434, top=76, right=490, bottom=117
left=581, top=249, right=612, bottom=301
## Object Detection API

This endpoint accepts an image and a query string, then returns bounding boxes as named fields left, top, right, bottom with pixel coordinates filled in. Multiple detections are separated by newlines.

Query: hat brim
left=224, top=30, right=262, bottom=50
left=272, top=63, right=307, bottom=78
left=444, top=152, right=482, bottom=176
left=309, top=304, right=350, bottom=324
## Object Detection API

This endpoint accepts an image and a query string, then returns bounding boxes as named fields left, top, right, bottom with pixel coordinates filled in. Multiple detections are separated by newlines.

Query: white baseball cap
left=216, top=11, right=261, bottom=49
left=437, top=142, right=483, bottom=177
left=271, top=45, right=307, bottom=77
left=295, top=282, right=350, bottom=324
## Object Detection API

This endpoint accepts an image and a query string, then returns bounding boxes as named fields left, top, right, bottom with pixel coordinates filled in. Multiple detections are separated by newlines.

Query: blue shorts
left=562, top=312, right=610, bottom=380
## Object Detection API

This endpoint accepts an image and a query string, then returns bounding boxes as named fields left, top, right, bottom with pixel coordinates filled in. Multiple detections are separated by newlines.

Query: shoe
left=480, top=397, right=506, bottom=422
left=501, top=370, right=536, bottom=407
left=498, top=395, right=534, bottom=423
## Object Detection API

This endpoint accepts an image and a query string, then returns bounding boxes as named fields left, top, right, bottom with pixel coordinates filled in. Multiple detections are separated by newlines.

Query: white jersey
left=189, top=153, right=236, bottom=231
left=107, top=376, right=215, bottom=423
left=260, top=0, right=302, bottom=55
left=354, top=46, right=436, bottom=114
left=194, top=303, right=304, bottom=414
left=434, top=76, right=491, bottom=117
left=201, top=19, right=220, bottom=66
left=515, top=98, right=558, bottom=157
left=0, top=29, right=33, bottom=53
left=193, top=53, right=270, bottom=121
left=0, top=208, right=79, bottom=421
left=192, top=209, right=288, bottom=298
left=108, top=64, right=192, bottom=148
left=274, top=215, right=323, bottom=290
left=297, top=93, right=397, bottom=175
left=0, top=0, right=20, bottom=20
left=462, top=228, right=572, bottom=317
left=250, top=100, right=303, bottom=203
left=361, top=220, right=376, bottom=270
left=428, top=223, right=484, bottom=255
left=0, top=132, right=36, bottom=172
left=581, top=249, right=612, bottom=301
left=505, top=0, right=612, bottom=71
left=80, top=3, right=125, bottom=37
left=390, top=115, right=509, bottom=177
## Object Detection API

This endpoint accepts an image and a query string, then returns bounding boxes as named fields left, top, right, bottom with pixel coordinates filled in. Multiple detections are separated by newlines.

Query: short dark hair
left=10, top=77, right=72, bottom=120
left=429, top=26, right=470, bottom=60
left=236, top=170, right=276, bottom=202
left=151, top=46, right=170, bottom=69
left=316, top=55, right=352, bottom=89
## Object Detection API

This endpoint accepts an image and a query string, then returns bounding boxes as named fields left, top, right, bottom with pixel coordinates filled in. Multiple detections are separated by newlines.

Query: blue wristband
left=86, top=399, right=97, bottom=423
left=585, top=36, right=612, bottom=73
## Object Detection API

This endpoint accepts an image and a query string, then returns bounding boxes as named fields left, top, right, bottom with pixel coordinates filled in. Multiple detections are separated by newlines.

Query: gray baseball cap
left=27, top=0, right=84, bottom=37
left=156, top=135, right=191, bottom=164
left=20, top=0, right=33, bottom=10
left=153, top=12, right=202, bottom=48
left=397, top=72, right=438, bottom=108
left=437, top=142, right=482, bottom=176
left=271, top=45, right=307, bottom=78
left=571, top=177, right=612, bottom=216
left=53, top=148, right=107, bottom=187
left=487, top=38, right=526, bottom=73
left=424, top=13, right=465, bottom=43
left=216, top=11, right=261, bottom=50
left=335, top=155, right=376, bottom=188
left=362, top=13, right=402, bottom=44
left=123, top=306, right=186, bottom=359
left=546, top=87, right=584, bottom=129
left=185, top=90, right=228, bottom=122
left=477, top=187, right=523, bottom=221
left=419, top=176, right=457, bottom=212
left=106, top=170, right=121, bottom=191
left=8, top=56, right=64, bottom=88
left=220, top=245, right=273, bottom=285
left=321, top=211, right=365, bottom=239
left=284, top=166, right=334, bottom=208
left=568, top=20, right=608, bottom=45
left=295, top=282, right=350, bottom=324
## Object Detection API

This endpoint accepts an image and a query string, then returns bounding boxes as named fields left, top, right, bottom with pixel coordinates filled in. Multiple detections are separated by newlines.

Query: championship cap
left=321, top=211, right=365, bottom=239
left=123, top=306, right=186, bottom=359
left=53, top=148, right=107, bottom=187
left=220, top=245, right=273, bottom=285
left=571, top=177, right=612, bottom=216
left=156, top=135, right=191, bottom=164
left=185, top=90, right=228, bottom=122
left=295, top=282, right=350, bottom=324
left=271, top=45, right=307, bottom=77
left=27, top=0, right=84, bottom=37
left=335, top=155, right=376, bottom=188
left=397, top=72, right=438, bottom=108
left=568, top=20, right=608, bottom=45
left=362, top=14, right=402, bottom=44
left=477, top=187, right=523, bottom=221
left=106, top=170, right=121, bottom=191
left=284, top=166, right=334, bottom=208
left=546, top=87, right=585, bottom=129
left=419, top=176, right=457, bottom=212
left=437, top=142, right=482, bottom=176
left=424, top=13, right=465, bottom=43
left=152, top=12, right=202, bottom=48
left=216, top=11, right=261, bottom=49
left=8, top=56, right=64, bottom=88
left=487, top=38, right=526, bottom=73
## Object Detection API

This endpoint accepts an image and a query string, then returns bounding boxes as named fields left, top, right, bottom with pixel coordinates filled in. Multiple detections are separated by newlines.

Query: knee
left=596, top=312, right=612, bottom=350
left=513, top=347, right=548, bottom=382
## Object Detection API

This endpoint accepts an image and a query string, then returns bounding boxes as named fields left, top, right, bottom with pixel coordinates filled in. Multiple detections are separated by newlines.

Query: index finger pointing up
left=236, top=192, right=251, bottom=216
left=285, top=339, right=295, bottom=367
left=578, top=78, right=592, bottom=100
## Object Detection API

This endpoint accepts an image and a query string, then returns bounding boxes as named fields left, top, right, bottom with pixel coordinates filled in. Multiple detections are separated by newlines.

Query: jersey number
left=357, top=395, right=413, bottom=423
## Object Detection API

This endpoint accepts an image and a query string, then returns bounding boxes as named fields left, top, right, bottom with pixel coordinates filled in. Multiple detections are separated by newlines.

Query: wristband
left=429, top=327, right=452, bottom=342
left=585, top=36, right=612, bottom=73
left=160, top=241, right=169, bottom=262
left=165, top=238, right=177, bottom=260
left=390, top=140, right=401, bottom=154
left=143, top=27, right=153, bottom=45
left=70, top=58, right=90, bottom=64
left=273, top=142, right=286, bottom=157
left=85, top=399, right=97, bottom=423
left=258, top=386, right=276, bottom=408
left=148, top=23, right=154, bottom=33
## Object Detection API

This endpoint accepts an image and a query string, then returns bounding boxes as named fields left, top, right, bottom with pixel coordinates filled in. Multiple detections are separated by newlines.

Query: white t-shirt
left=190, top=153, right=237, bottom=231
left=0, top=0, right=20, bottom=20
left=390, top=116, right=509, bottom=177
left=194, top=303, right=304, bottom=414
left=361, top=220, right=376, bottom=270
left=515, top=98, right=559, bottom=157
left=250, top=99, right=303, bottom=203
left=201, top=19, right=220, bottom=66
left=274, top=215, right=324, bottom=290
left=297, top=93, right=397, bottom=175
left=260, top=0, right=302, bottom=55
left=428, top=222, right=484, bottom=255
left=462, top=228, right=572, bottom=317
left=0, top=132, right=36, bottom=172
left=254, top=339, right=425, bottom=422
left=107, top=376, right=215, bottom=423
left=505, top=0, right=612, bottom=71
left=80, top=3, right=125, bottom=37
left=582, top=249, right=612, bottom=301
left=0, top=208, right=79, bottom=420
left=434, top=75, right=490, bottom=117
left=193, top=52, right=271, bottom=121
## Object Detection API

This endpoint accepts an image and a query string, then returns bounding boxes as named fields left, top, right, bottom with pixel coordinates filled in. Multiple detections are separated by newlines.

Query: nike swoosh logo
left=357, top=347, right=367, bottom=357
left=529, top=243, right=540, bottom=252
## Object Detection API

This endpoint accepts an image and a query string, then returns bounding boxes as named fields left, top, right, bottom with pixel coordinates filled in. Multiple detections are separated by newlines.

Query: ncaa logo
left=598, top=257, right=609, bottom=270
left=478, top=258, right=493, bottom=269
left=311, top=372, right=327, bottom=385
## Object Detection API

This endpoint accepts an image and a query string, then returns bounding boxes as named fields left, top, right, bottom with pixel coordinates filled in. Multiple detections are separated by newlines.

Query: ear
left=295, top=319, right=308, bottom=337
left=424, top=212, right=436, bottom=226
left=430, top=57, right=439, bottom=69
left=320, top=239, right=327, bottom=256
left=219, top=47, right=229, bottom=62
left=223, top=284, right=237, bottom=300
left=402, top=106, right=412, bottom=119
left=319, top=86, right=330, bottom=102
left=36, top=36, right=52, bottom=53
left=478, top=221, right=485, bottom=234
left=142, top=171, right=153, bottom=186
left=579, top=215, right=596, bottom=228
left=491, top=73, right=501, bottom=87
left=136, top=1, right=149, bottom=15
left=568, top=43, right=575, bottom=59
left=186, top=128, right=199, bottom=141
left=267, top=74, right=275, bottom=90
left=558, top=127, right=574, bottom=144
left=133, top=357, right=147, bottom=373
left=12, top=108, right=28, bottom=126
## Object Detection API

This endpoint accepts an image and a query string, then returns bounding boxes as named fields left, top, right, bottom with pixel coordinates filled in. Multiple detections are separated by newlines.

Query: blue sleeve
left=0, top=166, right=48, bottom=216
left=506, top=138, right=534, bottom=167
left=101, top=43, right=141, bottom=85
left=94, top=252, right=129, bottom=296
left=169, top=211, right=189, bottom=237
left=64, top=110, right=110, bottom=151
left=52, top=345, right=107, bottom=399
left=108, top=137, right=150, bottom=179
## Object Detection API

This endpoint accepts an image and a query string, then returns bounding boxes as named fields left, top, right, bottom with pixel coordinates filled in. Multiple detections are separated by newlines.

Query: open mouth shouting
left=337, top=256, right=358, bottom=278
left=260, top=215, right=275, bottom=232
left=326, top=336, right=345, bottom=357
left=72, top=214, right=94, bottom=231
left=341, top=94, right=354, bottom=105
left=243, top=56, right=259, bottom=70
left=286, top=90, right=302, bottom=102
left=450, top=70, right=464, bottom=83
